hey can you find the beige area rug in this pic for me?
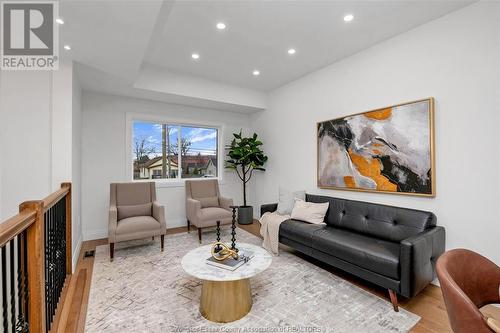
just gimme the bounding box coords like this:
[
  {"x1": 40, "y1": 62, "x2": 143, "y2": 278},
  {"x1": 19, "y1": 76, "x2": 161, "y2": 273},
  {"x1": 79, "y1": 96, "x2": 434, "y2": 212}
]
[{"x1": 85, "y1": 228, "x2": 420, "y2": 333}]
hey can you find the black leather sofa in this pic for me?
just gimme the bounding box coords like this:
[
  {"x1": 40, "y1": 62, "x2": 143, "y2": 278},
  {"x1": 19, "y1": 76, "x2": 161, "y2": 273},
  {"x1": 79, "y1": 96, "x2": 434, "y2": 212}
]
[{"x1": 260, "y1": 194, "x2": 445, "y2": 311}]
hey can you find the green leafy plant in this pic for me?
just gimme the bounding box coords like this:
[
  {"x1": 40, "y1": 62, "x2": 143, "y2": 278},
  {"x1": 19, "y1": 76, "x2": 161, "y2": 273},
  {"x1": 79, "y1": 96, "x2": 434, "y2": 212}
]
[{"x1": 225, "y1": 131, "x2": 268, "y2": 207}]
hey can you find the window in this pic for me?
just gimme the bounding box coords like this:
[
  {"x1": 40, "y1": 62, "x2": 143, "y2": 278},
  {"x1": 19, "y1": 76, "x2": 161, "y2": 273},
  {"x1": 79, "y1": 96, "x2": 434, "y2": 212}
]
[{"x1": 132, "y1": 121, "x2": 218, "y2": 181}]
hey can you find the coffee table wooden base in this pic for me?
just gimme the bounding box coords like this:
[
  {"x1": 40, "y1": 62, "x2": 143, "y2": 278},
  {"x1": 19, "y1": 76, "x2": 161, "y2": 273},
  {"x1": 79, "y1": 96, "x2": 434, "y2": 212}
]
[{"x1": 200, "y1": 278, "x2": 252, "y2": 323}]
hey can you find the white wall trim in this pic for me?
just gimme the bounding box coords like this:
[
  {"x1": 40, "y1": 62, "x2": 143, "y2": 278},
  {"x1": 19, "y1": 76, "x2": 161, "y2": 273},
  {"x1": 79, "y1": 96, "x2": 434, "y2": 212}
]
[
  {"x1": 72, "y1": 234, "x2": 82, "y2": 273},
  {"x1": 124, "y1": 112, "x2": 226, "y2": 183}
]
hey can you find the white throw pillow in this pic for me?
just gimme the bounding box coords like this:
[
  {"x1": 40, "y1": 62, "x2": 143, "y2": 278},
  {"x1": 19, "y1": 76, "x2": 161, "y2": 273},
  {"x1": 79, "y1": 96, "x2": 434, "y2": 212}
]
[
  {"x1": 276, "y1": 187, "x2": 305, "y2": 215},
  {"x1": 291, "y1": 199, "x2": 329, "y2": 224}
]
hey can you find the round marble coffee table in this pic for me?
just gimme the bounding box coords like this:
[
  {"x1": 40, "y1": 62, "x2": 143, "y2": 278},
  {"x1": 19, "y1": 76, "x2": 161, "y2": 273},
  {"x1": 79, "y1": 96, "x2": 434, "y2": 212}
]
[{"x1": 181, "y1": 243, "x2": 272, "y2": 323}]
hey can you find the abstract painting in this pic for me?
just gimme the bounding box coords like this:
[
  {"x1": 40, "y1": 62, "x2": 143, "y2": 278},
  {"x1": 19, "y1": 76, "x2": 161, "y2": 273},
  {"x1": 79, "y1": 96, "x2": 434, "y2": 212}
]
[{"x1": 317, "y1": 98, "x2": 435, "y2": 196}]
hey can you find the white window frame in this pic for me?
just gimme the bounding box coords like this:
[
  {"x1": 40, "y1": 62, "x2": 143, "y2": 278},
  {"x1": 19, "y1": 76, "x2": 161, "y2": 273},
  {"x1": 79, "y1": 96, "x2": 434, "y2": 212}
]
[{"x1": 125, "y1": 112, "x2": 225, "y2": 188}]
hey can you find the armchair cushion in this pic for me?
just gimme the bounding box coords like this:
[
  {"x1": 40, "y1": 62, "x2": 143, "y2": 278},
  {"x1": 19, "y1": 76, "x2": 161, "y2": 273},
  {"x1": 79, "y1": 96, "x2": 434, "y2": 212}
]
[
  {"x1": 198, "y1": 196, "x2": 219, "y2": 208},
  {"x1": 117, "y1": 203, "x2": 152, "y2": 220},
  {"x1": 116, "y1": 216, "x2": 161, "y2": 237},
  {"x1": 197, "y1": 207, "x2": 232, "y2": 227}
]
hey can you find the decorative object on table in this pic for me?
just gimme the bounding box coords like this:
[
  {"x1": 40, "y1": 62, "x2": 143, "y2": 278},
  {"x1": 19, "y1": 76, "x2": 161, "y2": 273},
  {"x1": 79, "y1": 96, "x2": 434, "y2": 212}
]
[
  {"x1": 185, "y1": 179, "x2": 234, "y2": 243},
  {"x1": 210, "y1": 242, "x2": 239, "y2": 260},
  {"x1": 206, "y1": 245, "x2": 254, "y2": 271},
  {"x1": 230, "y1": 208, "x2": 238, "y2": 252},
  {"x1": 317, "y1": 98, "x2": 435, "y2": 197},
  {"x1": 108, "y1": 182, "x2": 166, "y2": 261},
  {"x1": 225, "y1": 131, "x2": 268, "y2": 224},
  {"x1": 214, "y1": 221, "x2": 222, "y2": 253}
]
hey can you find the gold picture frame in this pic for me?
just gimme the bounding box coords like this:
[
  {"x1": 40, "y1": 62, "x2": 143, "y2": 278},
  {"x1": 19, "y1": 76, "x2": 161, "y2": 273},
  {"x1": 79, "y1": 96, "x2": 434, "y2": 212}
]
[{"x1": 317, "y1": 98, "x2": 435, "y2": 197}]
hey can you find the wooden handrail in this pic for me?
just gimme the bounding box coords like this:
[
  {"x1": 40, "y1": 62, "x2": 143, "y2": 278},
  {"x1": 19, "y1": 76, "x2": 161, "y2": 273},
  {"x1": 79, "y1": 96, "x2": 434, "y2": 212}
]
[
  {"x1": 43, "y1": 184, "x2": 71, "y2": 212},
  {"x1": 0, "y1": 209, "x2": 36, "y2": 247}
]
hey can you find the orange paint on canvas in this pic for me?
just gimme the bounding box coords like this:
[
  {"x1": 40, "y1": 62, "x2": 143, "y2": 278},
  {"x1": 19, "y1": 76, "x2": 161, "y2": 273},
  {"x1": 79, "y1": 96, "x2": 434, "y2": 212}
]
[
  {"x1": 364, "y1": 108, "x2": 392, "y2": 120},
  {"x1": 344, "y1": 176, "x2": 356, "y2": 188},
  {"x1": 348, "y1": 149, "x2": 397, "y2": 191},
  {"x1": 372, "y1": 149, "x2": 382, "y2": 155}
]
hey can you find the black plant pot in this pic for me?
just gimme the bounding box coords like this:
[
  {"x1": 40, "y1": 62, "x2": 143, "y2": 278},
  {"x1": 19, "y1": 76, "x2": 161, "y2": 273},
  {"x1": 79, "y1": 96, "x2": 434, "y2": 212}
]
[{"x1": 238, "y1": 206, "x2": 253, "y2": 225}]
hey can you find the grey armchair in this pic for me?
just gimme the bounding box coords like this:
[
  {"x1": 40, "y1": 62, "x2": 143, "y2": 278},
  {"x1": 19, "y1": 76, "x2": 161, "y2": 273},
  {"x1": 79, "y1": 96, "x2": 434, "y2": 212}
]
[
  {"x1": 185, "y1": 179, "x2": 233, "y2": 243},
  {"x1": 109, "y1": 182, "x2": 166, "y2": 260}
]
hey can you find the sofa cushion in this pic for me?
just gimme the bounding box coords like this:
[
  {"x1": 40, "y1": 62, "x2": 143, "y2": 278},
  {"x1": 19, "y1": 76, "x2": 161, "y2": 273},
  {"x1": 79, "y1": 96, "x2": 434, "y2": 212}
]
[
  {"x1": 291, "y1": 199, "x2": 329, "y2": 224},
  {"x1": 311, "y1": 227, "x2": 401, "y2": 279},
  {"x1": 306, "y1": 194, "x2": 436, "y2": 242},
  {"x1": 279, "y1": 219, "x2": 326, "y2": 247},
  {"x1": 116, "y1": 216, "x2": 160, "y2": 235},
  {"x1": 198, "y1": 196, "x2": 219, "y2": 208},
  {"x1": 117, "y1": 203, "x2": 152, "y2": 220}
]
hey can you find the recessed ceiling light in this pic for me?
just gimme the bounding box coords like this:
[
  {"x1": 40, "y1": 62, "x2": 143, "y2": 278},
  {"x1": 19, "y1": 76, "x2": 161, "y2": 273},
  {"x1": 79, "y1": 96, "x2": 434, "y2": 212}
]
[
  {"x1": 344, "y1": 14, "x2": 354, "y2": 22},
  {"x1": 56, "y1": 18, "x2": 64, "y2": 25},
  {"x1": 287, "y1": 48, "x2": 296, "y2": 55},
  {"x1": 63, "y1": 45, "x2": 71, "y2": 50},
  {"x1": 252, "y1": 70, "x2": 260, "y2": 76},
  {"x1": 191, "y1": 53, "x2": 200, "y2": 60},
  {"x1": 216, "y1": 22, "x2": 226, "y2": 30}
]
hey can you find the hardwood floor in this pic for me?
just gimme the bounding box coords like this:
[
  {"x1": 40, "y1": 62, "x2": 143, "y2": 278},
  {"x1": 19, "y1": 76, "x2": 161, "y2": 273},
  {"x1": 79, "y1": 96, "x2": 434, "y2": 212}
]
[{"x1": 56, "y1": 221, "x2": 499, "y2": 333}]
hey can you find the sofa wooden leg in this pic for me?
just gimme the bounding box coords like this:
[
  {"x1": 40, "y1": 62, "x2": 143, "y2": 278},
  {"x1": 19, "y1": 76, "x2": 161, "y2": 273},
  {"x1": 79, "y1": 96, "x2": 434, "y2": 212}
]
[
  {"x1": 388, "y1": 290, "x2": 399, "y2": 312},
  {"x1": 198, "y1": 228, "x2": 202, "y2": 244},
  {"x1": 160, "y1": 235, "x2": 164, "y2": 251},
  {"x1": 110, "y1": 243, "x2": 115, "y2": 262},
  {"x1": 187, "y1": 220, "x2": 191, "y2": 233}
]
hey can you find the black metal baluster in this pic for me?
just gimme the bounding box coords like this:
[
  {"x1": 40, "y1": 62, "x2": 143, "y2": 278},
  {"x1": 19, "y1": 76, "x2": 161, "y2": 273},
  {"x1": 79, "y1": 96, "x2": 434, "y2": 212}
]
[
  {"x1": 63, "y1": 198, "x2": 67, "y2": 278},
  {"x1": 22, "y1": 230, "x2": 28, "y2": 331},
  {"x1": 9, "y1": 240, "x2": 15, "y2": 333},
  {"x1": 16, "y1": 235, "x2": 22, "y2": 332},
  {"x1": 2, "y1": 245, "x2": 8, "y2": 332},
  {"x1": 16, "y1": 231, "x2": 28, "y2": 333},
  {"x1": 50, "y1": 204, "x2": 54, "y2": 329}
]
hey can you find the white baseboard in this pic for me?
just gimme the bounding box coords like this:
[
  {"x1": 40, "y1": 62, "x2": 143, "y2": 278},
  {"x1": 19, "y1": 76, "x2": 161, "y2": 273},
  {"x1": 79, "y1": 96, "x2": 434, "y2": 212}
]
[
  {"x1": 84, "y1": 229, "x2": 108, "y2": 241},
  {"x1": 72, "y1": 235, "x2": 82, "y2": 273},
  {"x1": 167, "y1": 218, "x2": 187, "y2": 229}
]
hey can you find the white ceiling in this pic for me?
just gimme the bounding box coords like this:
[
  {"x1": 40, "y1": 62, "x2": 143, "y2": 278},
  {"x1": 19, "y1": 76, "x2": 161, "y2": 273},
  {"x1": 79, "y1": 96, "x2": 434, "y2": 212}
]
[
  {"x1": 60, "y1": 0, "x2": 475, "y2": 111},
  {"x1": 145, "y1": 0, "x2": 474, "y2": 91}
]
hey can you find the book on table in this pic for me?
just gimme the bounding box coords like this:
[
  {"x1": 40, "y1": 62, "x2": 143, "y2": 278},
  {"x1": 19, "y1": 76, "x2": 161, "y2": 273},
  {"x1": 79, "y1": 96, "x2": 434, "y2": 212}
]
[{"x1": 206, "y1": 250, "x2": 254, "y2": 271}]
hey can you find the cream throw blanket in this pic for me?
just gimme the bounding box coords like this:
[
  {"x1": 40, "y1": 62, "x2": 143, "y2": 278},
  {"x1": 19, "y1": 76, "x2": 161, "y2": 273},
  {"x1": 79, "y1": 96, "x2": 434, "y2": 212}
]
[{"x1": 259, "y1": 212, "x2": 290, "y2": 255}]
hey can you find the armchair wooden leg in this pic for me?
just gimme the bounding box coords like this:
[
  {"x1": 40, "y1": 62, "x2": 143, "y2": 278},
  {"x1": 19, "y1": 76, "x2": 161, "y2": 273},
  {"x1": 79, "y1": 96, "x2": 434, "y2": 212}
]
[
  {"x1": 187, "y1": 220, "x2": 191, "y2": 233},
  {"x1": 198, "y1": 228, "x2": 202, "y2": 244},
  {"x1": 388, "y1": 289, "x2": 399, "y2": 312},
  {"x1": 160, "y1": 235, "x2": 164, "y2": 251},
  {"x1": 152, "y1": 236, "x2": 154, "y2": 240},
  {"x1": 110, "y1": 243, "x2": 115, "y2": 262}
]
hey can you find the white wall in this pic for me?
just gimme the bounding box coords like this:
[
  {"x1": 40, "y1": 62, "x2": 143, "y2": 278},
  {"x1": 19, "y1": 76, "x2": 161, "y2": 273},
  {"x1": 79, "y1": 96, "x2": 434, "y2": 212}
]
[
  {"x1": 0, "y1": 71, "x2": 53, "y2": 220},
  {"x1": 252, "y1": 2, "x2": 500, "y2": 264},
  {"x1": 0, "y1": 62, "x2": 83, "y2": 269},
  {"x1": 81, "y1": 92, "x2": 254, "y2": 240}
]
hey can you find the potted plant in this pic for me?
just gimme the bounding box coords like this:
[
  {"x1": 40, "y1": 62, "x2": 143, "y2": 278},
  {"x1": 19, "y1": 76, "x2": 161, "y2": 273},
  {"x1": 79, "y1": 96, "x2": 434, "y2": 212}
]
[{"x1": 225, "y1": 131, "x2": 268, "y2": 224}]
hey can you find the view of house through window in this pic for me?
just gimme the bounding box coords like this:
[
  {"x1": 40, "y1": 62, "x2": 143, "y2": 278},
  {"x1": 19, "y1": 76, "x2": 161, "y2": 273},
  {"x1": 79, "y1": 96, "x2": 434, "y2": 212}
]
[{"x1": 132, "y1": 122, "x2": 218, "y2": 180}]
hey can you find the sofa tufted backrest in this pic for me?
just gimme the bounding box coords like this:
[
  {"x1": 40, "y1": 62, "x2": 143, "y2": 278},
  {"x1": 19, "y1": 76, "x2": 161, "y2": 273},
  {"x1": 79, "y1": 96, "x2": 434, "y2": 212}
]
[{"x1": 306, "y1": 194, "x2": 436, "y2": 242}]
